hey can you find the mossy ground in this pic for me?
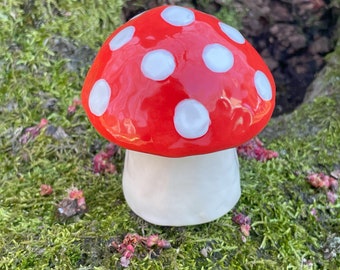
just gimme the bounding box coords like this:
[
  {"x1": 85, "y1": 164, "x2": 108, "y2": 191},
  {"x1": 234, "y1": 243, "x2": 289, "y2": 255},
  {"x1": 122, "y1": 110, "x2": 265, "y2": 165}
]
[{"x1": 0, "y1": 1, "x2": 339, "y2": 269}]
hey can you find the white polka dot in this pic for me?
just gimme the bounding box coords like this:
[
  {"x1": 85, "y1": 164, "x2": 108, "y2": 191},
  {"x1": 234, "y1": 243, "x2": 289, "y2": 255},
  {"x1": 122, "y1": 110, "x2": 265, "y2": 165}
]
[
  {"x1": 202, "y1": 43, "x2": 234, "y2": 73},
  {"x1": 88, "y1": 79, "x2": 111, "y2": 116},
  {"x1": 174, "y1": 99, "x2": 210, "y2": 139},
  {"x1": 109, "y1": 26, "x2": 135, "y2": 51},
  {"x1": 141, "y1": 49, "x2": 176, "y2": 81},
  {"x1": 254, "y1": 71, "x2": 272, "y2": 101},
  {"x1": 161, "y1": 6, "x2": 195, "y2": 27},
  {"x1": 219, "y1": 22, "x2": 245, "y2": 44}
]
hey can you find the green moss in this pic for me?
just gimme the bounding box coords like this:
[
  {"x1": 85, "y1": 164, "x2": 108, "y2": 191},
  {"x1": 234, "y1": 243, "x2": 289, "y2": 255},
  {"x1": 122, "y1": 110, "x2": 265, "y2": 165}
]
[
  {"x1": 1, "y1": 1, "x2": 339, "y2": 269},
  {"x1": 215, "y1": 3, "x2": 243, "y2": 29}
]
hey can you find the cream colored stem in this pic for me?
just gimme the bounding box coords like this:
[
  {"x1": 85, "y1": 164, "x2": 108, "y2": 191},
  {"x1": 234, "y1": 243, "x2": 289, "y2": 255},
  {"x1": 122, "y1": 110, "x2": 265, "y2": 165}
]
[{"x1": 122, "y1": 148, "x2": 241, "y2": 226}]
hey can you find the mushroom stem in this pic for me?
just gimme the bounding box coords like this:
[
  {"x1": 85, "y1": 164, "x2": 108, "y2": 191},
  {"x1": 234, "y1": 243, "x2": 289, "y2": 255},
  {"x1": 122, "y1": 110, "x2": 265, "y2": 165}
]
[{"x1": 122, "y1": 148, "x2": 241, "y2": 226}]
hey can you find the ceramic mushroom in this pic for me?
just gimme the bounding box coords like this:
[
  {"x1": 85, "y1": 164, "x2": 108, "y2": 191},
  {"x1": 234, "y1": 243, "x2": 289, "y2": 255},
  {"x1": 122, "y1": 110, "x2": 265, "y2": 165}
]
[{"x1": 81, "y1": 5, "x2": 276, "y2": 226}]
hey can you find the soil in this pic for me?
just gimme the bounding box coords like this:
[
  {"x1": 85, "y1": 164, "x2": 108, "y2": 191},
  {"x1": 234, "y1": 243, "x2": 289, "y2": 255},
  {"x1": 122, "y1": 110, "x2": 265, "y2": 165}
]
[{"x1": 122, "y1": 0, "x2": 339, "y2": 116}]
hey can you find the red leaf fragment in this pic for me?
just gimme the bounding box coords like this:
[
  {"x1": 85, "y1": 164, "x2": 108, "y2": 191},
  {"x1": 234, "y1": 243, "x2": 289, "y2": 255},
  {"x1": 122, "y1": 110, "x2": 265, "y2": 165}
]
[
  {"x1": 57, "y1": 187, "x2": 87, "y2": 218},
  {"x1": 68, "y1": 187, "x2": 84, "y2": 200},
  {"x1": 240, "y1": 224, "x2": 251, "y2": 237},
  {"x1": 307, "y1": 172, "x2": 339, "y2": 204},
  {"x1": 329, "y1": 178, "x2": 339, "y2": 191},
  {"x1": 307, "y1": 173, "x2": 327, "y2": 188},
  {"x1": 19, "y1": 118, "x2": 48, "y2": 144},
  {"x1": 67, "y1": 187, "x2": 86, "y2": 208},
  {"x1": 237, "y1": 137, "x2": 278, "y2": 162},
  {"x1": 232, "y1": 212, "x2": 252, "y2": 239},
  {"x1": 123, "y1": 244, "x2": 135, "y2": 259},
  {"x1": 157, "y1": 239, "x2": 171, "y2": 249},
  {"x1": 40, "y1": 184, "x2": 53, "y2": 196},
  {"x1": 108, "y1": 233, "x2": 171, "y2": 268},
  {"x1": 232, "y1": 212, "x2": 251, "y2": 225},
  {"x1": 307, "y1": 173, "x2": 338, "y2": 191},
  {"x1": 93, "y1": 143, "x2": 118, "y2": 174},
  {"x1": 146, "y1": 234, "x2": 159, "y2": 248},
  {"x1": 67, "y1": 98, "x2": 81, "y2": 115}
]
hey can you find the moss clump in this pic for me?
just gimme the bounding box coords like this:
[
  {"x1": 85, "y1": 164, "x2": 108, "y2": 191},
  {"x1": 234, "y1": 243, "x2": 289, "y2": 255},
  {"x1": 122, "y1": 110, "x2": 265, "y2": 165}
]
[{"x1": 1, "y1": 1, "x2": 339, "y2": 269}]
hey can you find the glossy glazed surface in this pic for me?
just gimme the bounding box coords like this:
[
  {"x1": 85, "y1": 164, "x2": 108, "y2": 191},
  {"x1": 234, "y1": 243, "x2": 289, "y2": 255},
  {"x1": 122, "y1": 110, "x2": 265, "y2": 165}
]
[
  {"x1": 81, "y1": 5, "x2": 276, "y2": 157},
  {"x1": 123, "y1": 148, "x2": 240, "y2": 226}
]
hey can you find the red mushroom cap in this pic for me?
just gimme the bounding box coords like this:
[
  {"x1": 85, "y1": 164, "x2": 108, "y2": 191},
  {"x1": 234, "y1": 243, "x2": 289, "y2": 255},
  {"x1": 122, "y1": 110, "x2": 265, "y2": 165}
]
[{"x1": 81, "y1": 5, "x2": 276, "y2": 158}]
